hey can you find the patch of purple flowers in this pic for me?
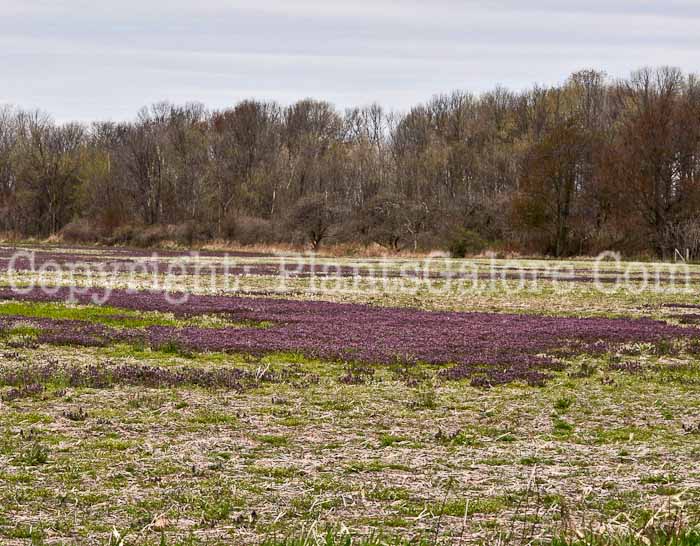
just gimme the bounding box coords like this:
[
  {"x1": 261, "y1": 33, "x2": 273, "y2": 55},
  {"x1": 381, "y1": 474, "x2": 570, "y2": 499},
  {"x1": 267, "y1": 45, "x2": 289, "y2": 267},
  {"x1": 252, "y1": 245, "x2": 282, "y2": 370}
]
[
  {"x1": 0, "y1": 360, "x2": 280, "y2": 394},
  {"x1": 2, "y1": 287, "x2": 699, "y2": 386}
]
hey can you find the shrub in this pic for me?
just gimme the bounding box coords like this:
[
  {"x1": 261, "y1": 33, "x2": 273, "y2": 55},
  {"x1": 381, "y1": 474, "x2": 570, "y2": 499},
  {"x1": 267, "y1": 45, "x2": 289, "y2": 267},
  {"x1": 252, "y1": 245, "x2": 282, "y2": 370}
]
[
  {"x1": 220, "y1": 211, "x2": 238, "y2": 240},
  {"x1": 109, "y1": 224, "x2": 138, "y2": 244},
  {"x1": 232, "y1": 215, "x2": 276, "y2": 245},
  {"x1": 449, "y1": 229, "x2": 487, "y2": 257},
  {"x1": 132, "y1": 225, "x2": 170, "y2": 248},
  {"x1": 61, "y1": 220, "x2": 100, "y2": 243},
  {"x1": 108, "y1": 224, "x2": 171, "y2": 247},
  {"x1": 171, "y1": 221, "x2": 212, "y2": 246}
]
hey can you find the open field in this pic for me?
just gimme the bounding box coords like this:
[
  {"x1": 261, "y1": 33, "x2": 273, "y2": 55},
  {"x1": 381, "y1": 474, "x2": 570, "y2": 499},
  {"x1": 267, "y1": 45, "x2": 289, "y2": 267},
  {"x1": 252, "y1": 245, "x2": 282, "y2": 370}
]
[{"x1": 2, "y1": 245, "x2": 700, "y2": 545}]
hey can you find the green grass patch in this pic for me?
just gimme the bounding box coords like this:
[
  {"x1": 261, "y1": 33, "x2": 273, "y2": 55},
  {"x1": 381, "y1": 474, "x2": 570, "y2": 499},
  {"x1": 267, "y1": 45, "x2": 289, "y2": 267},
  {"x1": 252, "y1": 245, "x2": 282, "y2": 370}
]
[
  {"x1": 552, "y1": 417, "x2": 575, "y2": 437},
  {"x1": 189, "y1": 410, "x2": 238, "y2": 426},
  {"x1": 345, "y1": 460, "x2": 412, "y2": 474},
  {"x1": 594, "y1": 426, "x2": 653, "y2": 444},
  {"x1": 255, "y1": 434, "x2": 289, "y2": 447},
  {"x1": 378, "y1": 434, "x2": 407, "y2": 448},
  {"x1": 408, "y1": 496, "x2": 508, "y2": 517},
  {"x1": 0, "y1": 300, "x2": 271, "y2": 330},
  {"x1": 17, "y1": 443, "x2": 49, "y2": 466}
]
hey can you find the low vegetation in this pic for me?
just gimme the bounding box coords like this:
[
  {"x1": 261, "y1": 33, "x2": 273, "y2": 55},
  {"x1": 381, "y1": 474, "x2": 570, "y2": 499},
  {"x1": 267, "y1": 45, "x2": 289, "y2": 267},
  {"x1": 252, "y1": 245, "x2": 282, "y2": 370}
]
[{"x1": 1, "y1": 249, "x2": 700, "y2": 544}]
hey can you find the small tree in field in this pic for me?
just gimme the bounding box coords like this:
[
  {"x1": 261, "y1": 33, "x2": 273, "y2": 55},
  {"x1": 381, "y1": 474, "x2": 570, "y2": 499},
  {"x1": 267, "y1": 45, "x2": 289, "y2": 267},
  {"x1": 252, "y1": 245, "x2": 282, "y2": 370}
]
[
  {"x1": 288, "y1": 192, "x2": 337, "y2": 249},
  {"x1": 360, "y1": 193, "x2": 405, "y2": 250}
]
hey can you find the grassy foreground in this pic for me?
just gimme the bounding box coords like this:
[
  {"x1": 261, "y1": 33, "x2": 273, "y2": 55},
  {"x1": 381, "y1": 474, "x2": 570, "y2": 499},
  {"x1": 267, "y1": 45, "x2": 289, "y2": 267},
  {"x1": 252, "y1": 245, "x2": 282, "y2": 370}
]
[{"x1": 1, "y1": 247, "x2": 700, "y2": 545}]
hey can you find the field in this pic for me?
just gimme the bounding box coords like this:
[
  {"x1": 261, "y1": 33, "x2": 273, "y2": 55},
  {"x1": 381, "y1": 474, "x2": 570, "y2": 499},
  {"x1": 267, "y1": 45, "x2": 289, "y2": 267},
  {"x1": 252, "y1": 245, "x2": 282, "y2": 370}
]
[{"x1": 2, "y1": 245, "x2": 700, "y2": 545}]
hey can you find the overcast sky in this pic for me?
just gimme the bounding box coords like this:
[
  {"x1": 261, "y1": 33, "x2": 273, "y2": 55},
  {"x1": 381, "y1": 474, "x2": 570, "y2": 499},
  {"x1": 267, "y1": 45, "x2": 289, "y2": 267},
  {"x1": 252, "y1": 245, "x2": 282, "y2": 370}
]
[{"x1": 1, "y1": 0, "x2": 698, "y2": 122}]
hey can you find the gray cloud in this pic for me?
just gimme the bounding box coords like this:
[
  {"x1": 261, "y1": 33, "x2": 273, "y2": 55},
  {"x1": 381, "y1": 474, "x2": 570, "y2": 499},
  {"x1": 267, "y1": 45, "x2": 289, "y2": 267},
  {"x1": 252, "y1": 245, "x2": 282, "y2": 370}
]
[{"x1": 1, "y1": 0, "x2": 698, "y2": 122}]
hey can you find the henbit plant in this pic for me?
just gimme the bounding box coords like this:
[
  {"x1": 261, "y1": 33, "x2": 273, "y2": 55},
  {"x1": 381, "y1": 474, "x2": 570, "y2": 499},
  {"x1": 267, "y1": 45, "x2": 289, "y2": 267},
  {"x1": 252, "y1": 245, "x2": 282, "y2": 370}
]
[{"x1": 5, "y1": 286, "x2": 700, "y2": 387}]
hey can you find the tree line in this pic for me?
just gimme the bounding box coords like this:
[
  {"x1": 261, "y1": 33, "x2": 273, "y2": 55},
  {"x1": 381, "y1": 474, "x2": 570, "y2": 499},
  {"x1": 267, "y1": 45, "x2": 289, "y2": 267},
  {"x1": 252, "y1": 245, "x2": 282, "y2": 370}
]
[{"x1": 1, "y1": 66, "x2": 699, "y2": 258}]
